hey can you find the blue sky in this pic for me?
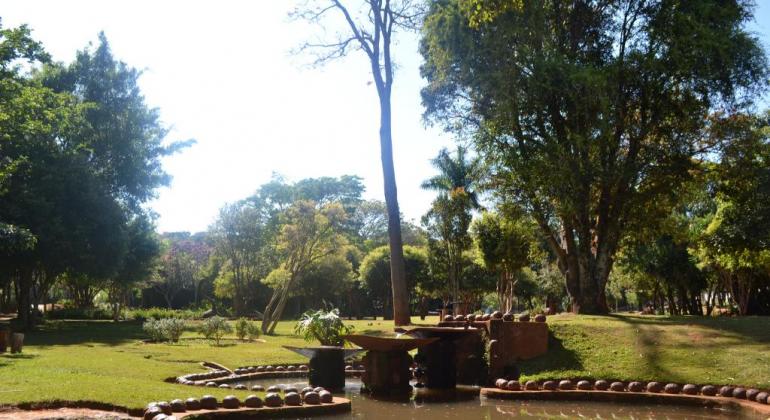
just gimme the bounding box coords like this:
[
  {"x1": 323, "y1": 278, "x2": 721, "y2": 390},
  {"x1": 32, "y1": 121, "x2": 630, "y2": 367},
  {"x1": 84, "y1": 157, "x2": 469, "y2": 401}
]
[{"x1": 3, "y1": 1, "x2": 769, "y2": 233}]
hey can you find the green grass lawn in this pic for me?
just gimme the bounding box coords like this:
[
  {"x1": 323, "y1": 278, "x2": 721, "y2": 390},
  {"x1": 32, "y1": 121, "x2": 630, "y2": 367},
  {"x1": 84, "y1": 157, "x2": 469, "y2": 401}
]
[{"x1": 1, "y1": 314, "x2": 768, "y2": 411}]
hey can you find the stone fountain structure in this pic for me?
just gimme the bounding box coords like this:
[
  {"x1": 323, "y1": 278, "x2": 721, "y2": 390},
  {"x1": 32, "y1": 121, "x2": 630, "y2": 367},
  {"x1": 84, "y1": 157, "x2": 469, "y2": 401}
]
[
  {"x1": 283, "y1": 345, "x2": 363, "y2": 390},
  {"x1": 344, "y1": 334, "x2": 437, "y2": 394}
]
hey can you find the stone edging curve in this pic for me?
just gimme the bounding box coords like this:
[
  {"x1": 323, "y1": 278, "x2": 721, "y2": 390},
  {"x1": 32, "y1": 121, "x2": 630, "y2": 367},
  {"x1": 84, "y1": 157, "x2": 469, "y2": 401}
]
[
  {"x1": 482, "y1": 387, "x2": 770, "y2": 418},
  {"x1": 151, "y1": 397, "x2": 351, "y2": 419},
  {"x1": 175, "y1": 362, "x2": 364, "y2": 387}
]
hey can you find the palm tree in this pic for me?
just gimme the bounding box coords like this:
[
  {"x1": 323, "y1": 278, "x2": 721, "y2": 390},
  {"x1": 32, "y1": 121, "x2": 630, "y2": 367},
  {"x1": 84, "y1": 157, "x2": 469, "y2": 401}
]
[
  {"x1": 421, "y1": 146, "x2": 483, "y2": 208},
  {"x1": 422, "y1": 146, "x2": 483, "y2": 313}
]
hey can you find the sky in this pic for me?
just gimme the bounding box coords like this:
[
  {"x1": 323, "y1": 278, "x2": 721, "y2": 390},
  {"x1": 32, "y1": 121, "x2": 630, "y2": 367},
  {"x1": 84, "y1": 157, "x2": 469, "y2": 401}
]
[{"x1": 3, "y1": 1, "x2": 770, "y2": 234}]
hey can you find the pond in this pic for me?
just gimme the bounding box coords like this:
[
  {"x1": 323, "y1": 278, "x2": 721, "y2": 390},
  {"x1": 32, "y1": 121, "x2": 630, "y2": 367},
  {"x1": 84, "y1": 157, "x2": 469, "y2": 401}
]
[{"x1": 233, "y1": 378, "x2": 759, "y2": 419}]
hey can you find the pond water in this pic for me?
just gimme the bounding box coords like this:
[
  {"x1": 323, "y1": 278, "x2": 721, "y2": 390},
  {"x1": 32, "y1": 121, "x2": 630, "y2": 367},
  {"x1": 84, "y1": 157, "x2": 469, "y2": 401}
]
[{"x1": 234, "y1": 378, "x2": 761, "y2": 420}]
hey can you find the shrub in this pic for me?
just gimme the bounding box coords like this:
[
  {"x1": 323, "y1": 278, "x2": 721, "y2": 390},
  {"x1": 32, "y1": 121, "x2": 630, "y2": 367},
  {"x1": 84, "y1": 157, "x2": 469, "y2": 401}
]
[
  {"x1": 235, "y1": 318, "x2": 261, "y2": 341},
  {"x1": 128, "y1": 307, "x2": 205, "y2": 322},
  {"x1": 46, "y1": 307, "x2": 112, "y2": 320},
  {"x1": 199, "y1": 316, "x2": 232, "y2": 346},
  {"x1": 143, "y1": 318, "x2": 187, "y2": 342},
  {"x1": 294, "y1": 308, "x2": 352, "y2": 347},
  {"x1": 247, "y1": 322, "x2": 261, "y2": 341}
]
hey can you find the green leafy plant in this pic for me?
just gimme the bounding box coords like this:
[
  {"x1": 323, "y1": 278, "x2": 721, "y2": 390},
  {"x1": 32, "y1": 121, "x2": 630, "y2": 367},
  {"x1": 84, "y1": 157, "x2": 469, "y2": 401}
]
[
  {"x1": 142, "y1": 318, "x2": 186, "y2": 342},
  {"x1": 235, "y1": 318, "x2": 260, "y2": 341},
  {"x1": 199, "y1": 316, "x2": 232, "y2": 346},
  {"x1": 247, "y1": 322, "x2": 261, "y2": 341},
  {"x1": 294, "y1": 308, "x2": 352, "y2": 347}
]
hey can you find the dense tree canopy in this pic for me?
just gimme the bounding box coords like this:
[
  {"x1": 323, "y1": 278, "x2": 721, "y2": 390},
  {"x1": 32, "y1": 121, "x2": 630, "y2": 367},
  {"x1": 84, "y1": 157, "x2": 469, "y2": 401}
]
[{"x1": 421, "y1": 0, "x2": 768, "y2": 313}]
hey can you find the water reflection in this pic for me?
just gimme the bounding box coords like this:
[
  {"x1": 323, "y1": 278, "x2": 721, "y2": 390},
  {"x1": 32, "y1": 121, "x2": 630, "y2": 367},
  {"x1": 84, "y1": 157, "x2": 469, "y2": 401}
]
[{"x1": 234, "y1": 378, "x2": 757, "y2": 419}]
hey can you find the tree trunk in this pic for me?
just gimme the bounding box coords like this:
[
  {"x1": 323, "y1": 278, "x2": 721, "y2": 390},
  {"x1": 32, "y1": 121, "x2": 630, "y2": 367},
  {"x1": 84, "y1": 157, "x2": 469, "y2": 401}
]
[
  {"x1": 378, "y1": 92, "x2": 410, "y2": 326},
  {"x1": 16, "y1": 270, "x2": 32, "y2": 331}
]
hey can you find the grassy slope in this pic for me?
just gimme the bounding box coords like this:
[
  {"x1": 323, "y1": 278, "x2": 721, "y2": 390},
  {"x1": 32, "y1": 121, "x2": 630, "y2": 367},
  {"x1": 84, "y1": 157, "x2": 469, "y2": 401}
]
[
  {"x1": 519, "y1": 314, "x2": 770, "y2": 388},
  {"x1": 0, "y1": 314, "x2": 768, "y2": 410}
]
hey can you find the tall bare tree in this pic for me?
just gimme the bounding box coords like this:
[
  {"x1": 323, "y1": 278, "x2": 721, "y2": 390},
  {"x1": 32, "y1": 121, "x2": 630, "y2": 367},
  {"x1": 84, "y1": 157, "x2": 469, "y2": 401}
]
[{"x1": 292, "y1": 0, "x2": 423, "y2": 325}]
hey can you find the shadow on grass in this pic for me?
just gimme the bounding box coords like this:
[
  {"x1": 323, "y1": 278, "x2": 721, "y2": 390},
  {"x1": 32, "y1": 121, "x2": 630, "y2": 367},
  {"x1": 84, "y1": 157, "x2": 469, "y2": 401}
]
[
  {"x1": 23, "y1": 320, "x2": 146, "y2": 348},
  {"x1": 606, "y1": 313, "x2": 770, "y2": 343},
  {"x1": 606, "y1": 313, "x2": 769, "y2": 383},
  {"x1": 517, "y1": 330, "x2": 583, "y2": 376},
  {"x1": 0, "y1": 352, "x2": 38, "y2": 367}
]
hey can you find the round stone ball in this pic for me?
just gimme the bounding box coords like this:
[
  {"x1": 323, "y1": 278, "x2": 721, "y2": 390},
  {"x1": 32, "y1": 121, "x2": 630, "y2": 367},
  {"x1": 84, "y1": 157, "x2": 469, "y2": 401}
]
[
  {"x1": 184, "y1": 398, "x2": 201, "y2": 411},
  {"x1": 525, "y1": 380, "x2": 539, "y2": 390},
  {"x1": 264, "y1": 393, "x2": 283, "y2": 407},
  {"x1": 275, "y1": 366, "x2": 286, "y2": 372},
  {"x1": 506, "y1": 380, "x2": 521, "y2": 391},
  {"x1": 169, "y1": 399, "x2": 186, "y2": 413},
  {"x1": 647, "y1": 382, "x2": 663, "y2": 393},
  {"x1": 467, "y1": 314, "x2": 476, "y2": 322},
  {"x1": 304, "y1": 391, "x2": 321, "y2": 405},
  {"x1": 143, "y1": 406, "x2": 163, "y2": 420},
  {"x1": 156, "y1": 402, "x2": 172, "y2": 415},
  {"x1": 610, "y1": 382, "x2": 626, "y2": 392},
  {"x1": 542, "y1": 380, "x2": 558, "y2": 391},
  {"x1": 495, "y1": 378, "x2": 508, "y2": 389},
  {"x1": 481, "y1": 314, "x2": 491, "y2": 321},
  {"x1": 732, "y1": 387, "x2": 747, "y2": 399},
  {"x1": 628, "y1": 382, "x2": 644, "y2": 392},
  {"x1": 664, "y1": 383, "x2": 681, "y2": 394},
  {"x1": 756, "y1": 392, "x2": 769, "y2": 404},
  {"x1": 244, "y1": 395, "x2": 263, "y2": 408},
  {"x1": 594, "y1": 380, "x2": 610, "y2": 391},
  {"x1": 535, "y1": 314, "x2": 547, "y2": 322},
  {"x1": 234, "y1": 368, "x2": 244, "y2": 375},
  {"x1": 577, "y1": 380, "x2": 592, "y2": 390},
  {"x1": 284, "y1": 387, "x2": 299, "y2": 395},
  {"x1": 256, "y1": 366, "x2": 266, "y2": 372},
  {"x1": 492, "y1": 311, "x2": 503, "y2": 319},
  {"x1": 300, "y1": 386, "x2": 314, "y2": 396},
  {"x1": 682, "y1": 384, "x2": 699, "y2": 395},
  {"x1": 200, "y1": 395, "x2": 218, "y2": 410},
  {"x1": 345, "y1": 365, "x2": 353, "y2": 371},
  {"x1": 701, "y1": 385, "x2": 718, "y2": 396},
  {"x1": 443, "y1": 315, "x2": 453, "y2": 322},
  {"x1": 454, "y1": 314, "x2": 466, "y2": 321},
  {"x1": 502, "y1": 313, "x2": 514, "y2": 322},
  {"x1": 558, "y1": 380, "x2": 574, "y2": 390},
  {"x1": 313, "y1": 387, "x2": 325, "y2": 393},
  {"x1": 234, "y1": 384, "x2": 247, "y2": 390},
  {"x1": 218, "y1": 384, "x2": 230, "y2": 389},
  {"x1": 265, "y1": 365, "x2": 275, "y2": 372},
  {"x1": 205, "y1": 382, "x2": 217, "y2": 387},
  {"x1": 319, "y1": 390, "x2": 333, "y2": 403},
  {"x1": 267, "y1": 385, "x2": 282, "y2": 393},
  {"x1": 518, "y1": 314, "x2": 531, "y2": 322},
  {"x1": 222, "y1": 395, "x2": 240, "y2": 409},
  {"x1": 719, "y1": 386, "x2": 734, "y2": 397},
  {"x1": 299, "y1": 365, "x2": 309, "y2": 371},
  {"x1": 251, "y1": 385, "x2": 265, "y2": 391},
  {"x1": 286, "y1": 365, "x2": 297, "y2": 371},
  {"x1": 284, "y1": 392, "x2": 302, "y2": 406},
  {"x1": 746, "y1": 389, "x2": 760, "y2": 401}
]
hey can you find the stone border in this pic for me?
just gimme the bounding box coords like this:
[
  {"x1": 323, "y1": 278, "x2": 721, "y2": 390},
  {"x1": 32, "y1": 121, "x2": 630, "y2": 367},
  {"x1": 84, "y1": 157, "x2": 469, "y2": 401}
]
[
  {"x1": 176, "y1": 363, "x2": 364, "y2": 387},
  {"x1": 173, "y1": 397, "x2": 350, "y2": 419},
  {"x1": 482, "y1": 382, "x2": 770, "y2": 418}
]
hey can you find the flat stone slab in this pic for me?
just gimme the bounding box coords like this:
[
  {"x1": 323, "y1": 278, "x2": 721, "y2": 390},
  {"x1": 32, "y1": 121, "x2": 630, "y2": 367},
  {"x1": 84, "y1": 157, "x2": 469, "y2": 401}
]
[
  {"x1": 283, "y1": 346, "x2": 363, "y2": 360},
  {"x1": 401, "y1": 327, "x2": 482, "y2": 340},
  {"x1": 343, "y1": 335, "x2": 438, "y2": 352},
  {"x1": 175, "y1": 396, "x2": 350, "y2": 419},
  {"x1": 480, "y1": 388, "x2": 770, "y2": 418}
]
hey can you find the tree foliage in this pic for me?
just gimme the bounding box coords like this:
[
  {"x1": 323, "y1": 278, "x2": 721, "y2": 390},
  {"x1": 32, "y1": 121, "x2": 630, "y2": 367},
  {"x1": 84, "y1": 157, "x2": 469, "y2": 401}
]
[{"x1": 420, "y1": 0, "x2": 768, "y2": 313}]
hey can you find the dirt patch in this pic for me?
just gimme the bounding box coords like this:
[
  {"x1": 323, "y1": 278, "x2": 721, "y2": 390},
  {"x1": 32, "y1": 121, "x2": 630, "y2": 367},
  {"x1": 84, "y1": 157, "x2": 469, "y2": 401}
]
[{"x1": 0, "y1": 407, "x2": 135, "y2": 419}]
